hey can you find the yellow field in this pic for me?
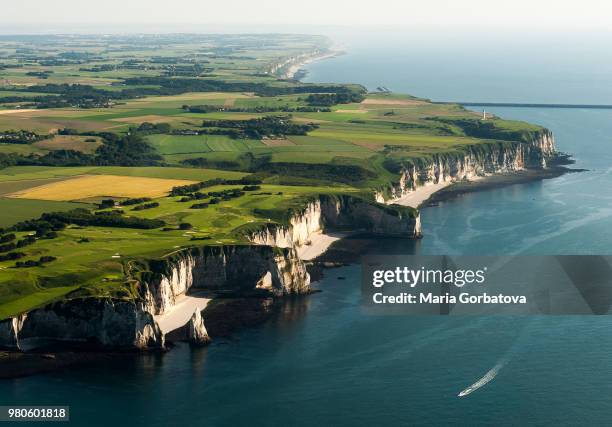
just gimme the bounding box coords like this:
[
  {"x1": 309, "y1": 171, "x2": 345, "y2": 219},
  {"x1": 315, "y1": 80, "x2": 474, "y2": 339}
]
[{"x1": 7, "y1": 174, "x2": 197, "y2": 201}]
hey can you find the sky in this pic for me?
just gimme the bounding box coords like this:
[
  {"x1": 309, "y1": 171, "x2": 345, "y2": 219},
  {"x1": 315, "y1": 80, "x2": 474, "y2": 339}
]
[{"x1": 2, "y1": 0, "x2": 612, "y2": 34}]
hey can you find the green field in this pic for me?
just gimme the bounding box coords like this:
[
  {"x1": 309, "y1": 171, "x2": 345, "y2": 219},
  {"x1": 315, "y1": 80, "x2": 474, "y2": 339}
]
[
  {"x1": 0, "y1": 166, "x2": 246, "y2": 181},
  {"x1": 0, "y1": 198, "x2": 89, "y2": 227}
]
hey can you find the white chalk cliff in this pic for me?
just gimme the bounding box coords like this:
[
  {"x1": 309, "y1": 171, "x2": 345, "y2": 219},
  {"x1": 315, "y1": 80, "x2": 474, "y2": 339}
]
[{"x1": 375, "y1": 131, "x2": 556, "y2": 203}]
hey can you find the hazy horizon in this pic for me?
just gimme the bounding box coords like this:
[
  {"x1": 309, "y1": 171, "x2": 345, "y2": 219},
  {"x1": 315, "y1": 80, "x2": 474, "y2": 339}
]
[
  {"x1": 3, "y1": 0, "x2": 612, "y2": 35},
  {"x1": 2, "y1": 24, "x2": 612, "y2": 50}
]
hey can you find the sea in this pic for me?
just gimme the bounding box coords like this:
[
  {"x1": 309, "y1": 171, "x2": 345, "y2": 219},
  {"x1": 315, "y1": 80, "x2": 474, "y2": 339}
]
[{"x1": 4, "y1": 31, "x2": 612, "y2": 426}]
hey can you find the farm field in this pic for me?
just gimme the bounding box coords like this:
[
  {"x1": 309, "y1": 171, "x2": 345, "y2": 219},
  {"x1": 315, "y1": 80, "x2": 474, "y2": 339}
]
[
  {"x1": 32, "y1": 135, "x2": 103, "y2": 153},
  {"x1": 0, "y1": 166, "x2": 246, "y2": 181},
  {"x1": 0, "y1": 198, "x2": 88, "y2": 227},
  {"x1": 0, "y1": 91, "x2": 528, "y2": 168},
  {"x1": 7, "y1": 174, "x2": 198, "y2": 201}
]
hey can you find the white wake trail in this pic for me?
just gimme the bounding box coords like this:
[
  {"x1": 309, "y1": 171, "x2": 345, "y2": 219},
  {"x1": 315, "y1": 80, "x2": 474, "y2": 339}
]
[{"x1": 457, "y1": 357, "x2": 508, "y2": 398}]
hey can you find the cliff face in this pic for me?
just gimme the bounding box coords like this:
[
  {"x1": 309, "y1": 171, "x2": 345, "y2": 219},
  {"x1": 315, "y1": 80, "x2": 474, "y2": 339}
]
[
  {"x1": 377, "y1": 131, "x2": 557, "y2": 202},
  {"x1": 0, "y1": 315, "x2": 26, "y2": 351},
  {"x1": 268, "y1": 49, "x2": 322, "y2": 78},
  {"x1": 0, "y1": 299, "x2": 163, "y2": 352},
  {"x1": 0, "y1": 245, "x2": 309, "y2": 351},
  {"x1": 534, "y1": 129, "x2": 556, "y2": 159},
  {"x1": 248, "y1": 195, "x2": 421, "y2": 250},
  {"x1": 140, "y1": 245, "x2": 311, "y2": 316}
]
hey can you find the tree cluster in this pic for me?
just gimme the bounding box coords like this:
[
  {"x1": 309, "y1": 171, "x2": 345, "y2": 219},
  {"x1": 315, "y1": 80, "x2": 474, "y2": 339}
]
[
  {"x1": 183, "y1": 104, "x2": 330, "y2": 114},
  {"x1": 169, "y1": 177, "x2": 262, "y2": 196},
  {"x1": 201, "y1": 116, "x2": 318, "y2": 139},
  {"x1": 305, "y1": 92, "x2": 365, "y2": 106},
  {"x1": 0, "y1": 130, "x2": 44, "y2": 144}
]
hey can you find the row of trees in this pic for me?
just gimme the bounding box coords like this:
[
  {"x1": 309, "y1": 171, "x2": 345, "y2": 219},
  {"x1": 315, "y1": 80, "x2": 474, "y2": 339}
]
[
  {"x1": 305, "y1": 92, "x2": 365, "y2": 106},
  {"x1": 183, "y1": 104, "x2": 330, "y2": 114},
  {"x1": 10, "y1": 132, "x2": 163, "y2": 168},
  {"x1": 169, "y1": 177, "x2": 262, "y2": 196},
  {"x1": 0, "y1": 130, "x2": 44, "y2": 144}
]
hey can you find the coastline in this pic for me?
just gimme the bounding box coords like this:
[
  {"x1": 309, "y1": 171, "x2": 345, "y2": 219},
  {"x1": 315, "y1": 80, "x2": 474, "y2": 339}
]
[
  {"x1": 0, "y1": 167, "x2": 574, "y2": 379},
  {"x1": 390, "y1": 167, "x2": 579, "y2": 209},
  {"x1": 423, "y1": 167, "x2": 581, "y2": 207},
  {"x1": 0, "y1": 38, "x2": 574, "y2": 379},
  {"x1": 281, "y1": 49, "x2": 343, "y2": 80},
  {"x1": 299, "y1": 168, "x2": 579, "y2": 263},
  {"x1": 4, "y1": 29, "x2": 610, "y2": 425}
]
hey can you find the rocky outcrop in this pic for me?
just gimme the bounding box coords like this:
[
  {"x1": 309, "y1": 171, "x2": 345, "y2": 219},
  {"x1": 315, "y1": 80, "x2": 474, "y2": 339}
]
[
  {"x1": 0, "y1": 314, "x2": 26, "y2": 351},
  {"x1": 377, "y1": 131, "x2": 557, "y2": 202},
  {"x1": 165, "y1": 309, "x2": 211, "y2": 346},
  {"x1": 185, "y1": 310, "x2": 210, "y2": 345},
  {"x1": 0, "y1": 299, "x2": 163, "y2": 351},
  {"x1": 248, "y1": 194, "x2": 421, "y2": 250}
]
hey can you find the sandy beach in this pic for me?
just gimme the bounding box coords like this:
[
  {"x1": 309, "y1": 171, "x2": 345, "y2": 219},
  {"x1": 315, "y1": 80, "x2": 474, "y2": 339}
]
[
  {"x1": 295, "y1": 231, "x2": 348, "y2": 261},
  {"x1": 154, "y1": 293, "x2": 210, "y2": 334},
  {"x1": 389, "y1": 181, "x2": 453, "y2": 208}
]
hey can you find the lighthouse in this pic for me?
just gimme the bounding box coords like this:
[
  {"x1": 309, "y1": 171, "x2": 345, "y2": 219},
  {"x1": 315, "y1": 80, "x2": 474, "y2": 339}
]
[{"x1": 482, "y1": 109, "x2": 487, "y2": 120}]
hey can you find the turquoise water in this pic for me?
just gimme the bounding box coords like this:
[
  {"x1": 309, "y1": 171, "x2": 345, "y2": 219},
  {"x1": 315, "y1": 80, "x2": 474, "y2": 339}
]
[{"x1": 4, "y1": 35, "x2": 612, "y2": 425}]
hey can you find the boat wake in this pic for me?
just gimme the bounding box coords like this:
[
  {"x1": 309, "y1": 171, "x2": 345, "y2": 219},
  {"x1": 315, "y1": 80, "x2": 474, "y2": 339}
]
[
  {"x1": 457, "y1": 318, "x2": 537, "y2": 398},
  {"x1": 457, "y1": 357, "x2": 507, "y2": 398}
]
